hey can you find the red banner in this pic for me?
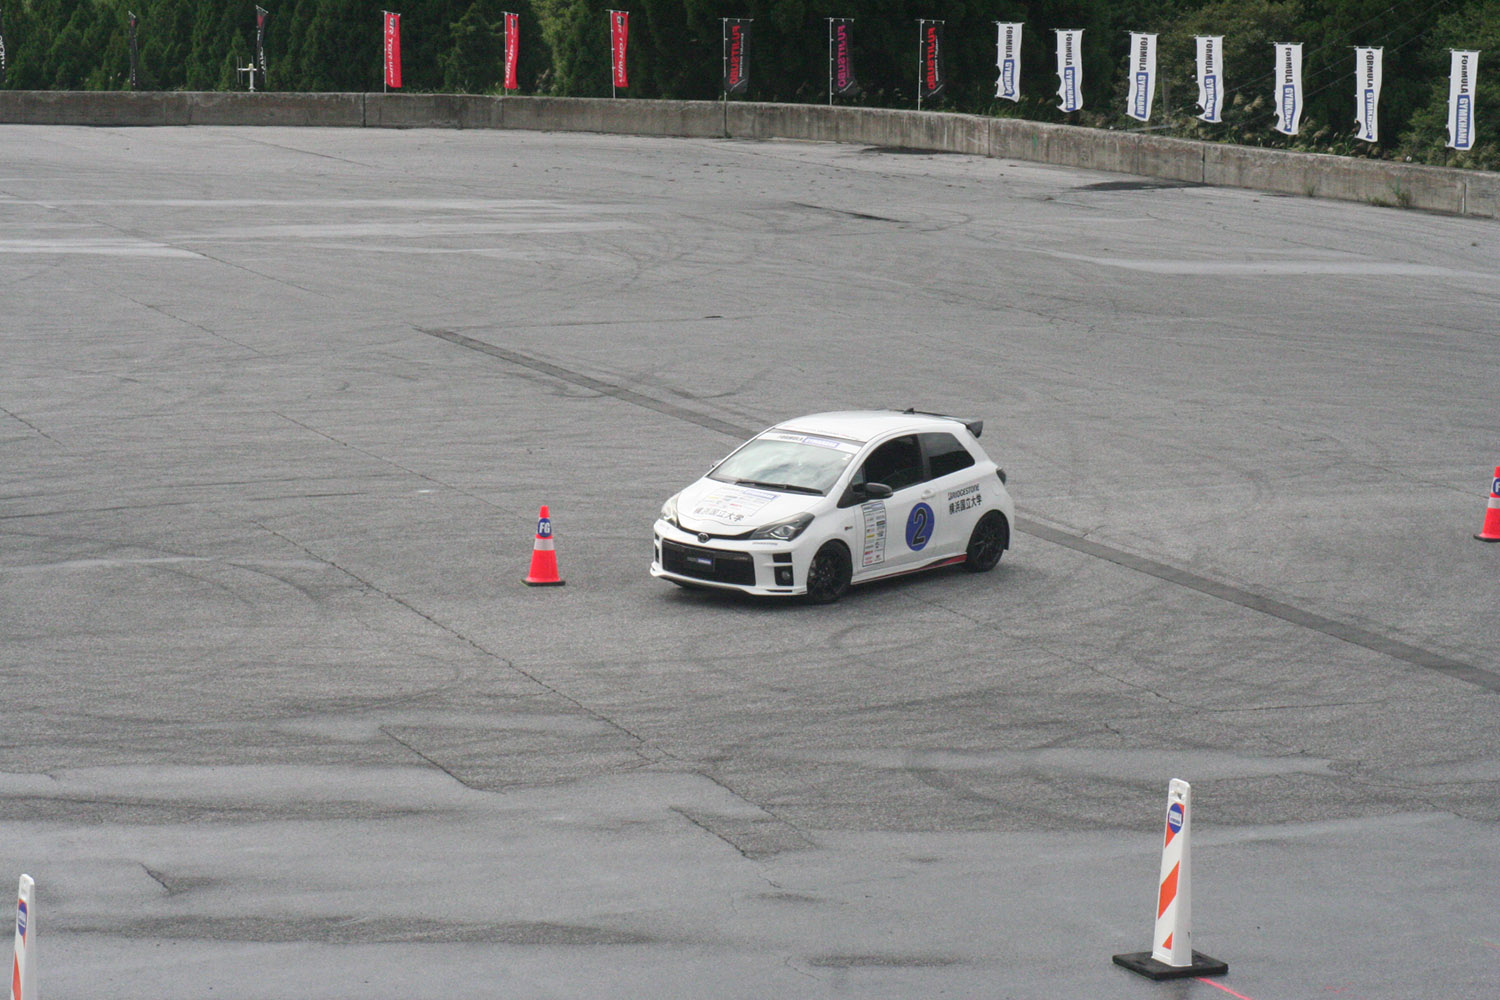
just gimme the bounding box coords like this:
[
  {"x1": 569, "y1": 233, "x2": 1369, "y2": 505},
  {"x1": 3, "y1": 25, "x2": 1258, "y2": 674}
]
[
  {"x1": 503, "y1": 11, "x2": 519, "y2": 90},
  {"x1": 383, "y1": 11, "x2": 402, "y2": 89},
  {"x1": 919, "y1": 20, "x2": 944, "y2": 100},
  {"x1": 831, "y1": 19, "x2": 856, "y2": 95},
  {"x1": 723, "y1": 19, "x2": 750, "y2": 95},
  {"x1": 610, "y1": 10, "x2": 629, "y2": 89}
]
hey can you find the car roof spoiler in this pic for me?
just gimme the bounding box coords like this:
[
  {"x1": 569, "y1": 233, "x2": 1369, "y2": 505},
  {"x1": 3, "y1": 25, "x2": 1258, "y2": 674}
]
[{"x1": 899, "y1": 408, "x2": 983, "y2": 439}]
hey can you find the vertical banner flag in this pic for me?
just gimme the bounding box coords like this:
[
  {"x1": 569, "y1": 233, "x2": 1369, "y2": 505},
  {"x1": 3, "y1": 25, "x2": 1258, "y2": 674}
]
[
  {"x1": 722, "y1": 19, "x2": 750, "y2": 95},
  {"x1": 503, "y1": 11, "x2": 519, "y2": 90},
  {"x1": 830, "y1": 19, "x2": 856, "y2": 97},
  {"x1": 996, "y1": 22, "x2": 1021, "y2": 102},
  {"x1": 0, "y1": 2, "x2": 8, "y2": 88},
  {"x1": 255, "y1": 6, "x2": 268, "y2": 82},
  {"x1": 1056, "y1": 29, "x2": 1083, "y2": 112},
  {"x1": 128, "y1": 11, "x2": 139, "y2": 90},
  {"x1": 1273, "y1": 42, "x2": 1302, "y2": 135},
  {"x1": 1127, "y1": 32, "x2": 1157, "y2": 122},
  {"x1": 1355, "y1": 47, "x2": 1382, "y2": 143},
  {"x1": 1448, "y1": 50, "x2": 1479, "y2": 150},
  {"x1": 918, "y1": 20, "x2": 945, "y2": 103},
  {"x1": 1195, "y1": 36, "x2": 1223, "y2": 123},
  {"x1": 383, "y1": 11, "x2": 402, "y2": 89},
  {"x1": 1272, "y1": 42, "x2": 1302, "y2": 135},
  {"x1": 610, "y1": 10, "x2": 629, "y2": 91}
]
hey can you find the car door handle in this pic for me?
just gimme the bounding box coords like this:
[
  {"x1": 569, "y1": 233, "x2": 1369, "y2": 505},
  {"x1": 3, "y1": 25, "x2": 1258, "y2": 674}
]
[{"x1": 920, "y1": 489, "x2": 936, "y2": 500}]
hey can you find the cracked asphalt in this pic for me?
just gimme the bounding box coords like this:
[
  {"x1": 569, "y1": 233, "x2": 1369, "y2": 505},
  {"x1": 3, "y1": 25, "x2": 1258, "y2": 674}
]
[{"x1": 2, "y1": 124, "x2": 1498, "y2": 998}]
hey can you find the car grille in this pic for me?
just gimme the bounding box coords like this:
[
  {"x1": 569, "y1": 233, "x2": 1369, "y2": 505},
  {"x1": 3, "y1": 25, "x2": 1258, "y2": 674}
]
[{"x1": 661, "y1": 539, "x2": 756, "y2": 586}]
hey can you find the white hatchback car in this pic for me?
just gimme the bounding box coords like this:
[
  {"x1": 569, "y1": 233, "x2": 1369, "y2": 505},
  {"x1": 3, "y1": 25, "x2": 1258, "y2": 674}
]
[{"x1": 651, "y1": 410, "x2": 1014, "y2": 603}]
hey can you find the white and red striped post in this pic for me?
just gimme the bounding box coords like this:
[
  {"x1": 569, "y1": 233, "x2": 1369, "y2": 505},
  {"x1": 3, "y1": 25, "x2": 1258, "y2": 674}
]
[
  {"x1": 1113, "y1": 780, "x2": 1227, "y2": 981},
  {"x1": 11, "y1": 875, "x2": 35, "y2": 1000},
  {"x1": 1153, "y1": 779, "x2": 1192, "y2": 964}
]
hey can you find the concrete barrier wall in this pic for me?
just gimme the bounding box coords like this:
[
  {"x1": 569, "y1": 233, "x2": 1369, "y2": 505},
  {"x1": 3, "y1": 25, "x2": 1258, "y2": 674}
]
[
  {"x1": 1201, "y1": 143, "x2": 1469, "y2": 214},
  {"x1": 365, "y1": 93, "x2": 498, "y2": 130},
  {"x1": 501, "y1": 97, "x2": 723, "y2": 138},
  {"x1": 1, "y1": 90, "x2": 1494, "y2": 219},
  {"x1": 992, "y1": 119, "x2": 1208, "y2": 184},
  {"x1": 187, "y1": 91, "x2": 364, "y2": 127},
  {"x1": 1465, "y1": 171, "x2": 1500, "y2": 217},
  {"x1": 727, "y1": 104, "x2": 992, "y2": 156}
]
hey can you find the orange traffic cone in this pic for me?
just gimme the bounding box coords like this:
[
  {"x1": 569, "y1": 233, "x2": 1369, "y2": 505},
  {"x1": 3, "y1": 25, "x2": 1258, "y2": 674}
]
[
  {"x1": 1477, "y1": 467, "x2": 1500, "y2": 543},
  {"x1": 523, "y1": 505, "x2": 566, "y2": 585}
]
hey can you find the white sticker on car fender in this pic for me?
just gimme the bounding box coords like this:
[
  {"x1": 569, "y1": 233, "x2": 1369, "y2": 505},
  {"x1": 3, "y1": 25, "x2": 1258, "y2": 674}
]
[
  {"x1": 861, "y1": 500, "x2": 888, "y2": 567},
  {"x1": 947, "y1": 482, "x2": 983, "y2": 515}
]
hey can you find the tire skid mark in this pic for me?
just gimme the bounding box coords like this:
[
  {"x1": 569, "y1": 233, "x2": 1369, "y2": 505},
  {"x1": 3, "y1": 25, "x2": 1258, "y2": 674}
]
[{"x1": 420, "y1": 328, "x2": 1499, "y2": 694}]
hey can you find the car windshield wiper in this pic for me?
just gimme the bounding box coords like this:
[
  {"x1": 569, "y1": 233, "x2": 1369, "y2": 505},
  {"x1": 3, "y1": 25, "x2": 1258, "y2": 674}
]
[{"x1": 734, "y1": 479, "x2": 823, "y2": 495}]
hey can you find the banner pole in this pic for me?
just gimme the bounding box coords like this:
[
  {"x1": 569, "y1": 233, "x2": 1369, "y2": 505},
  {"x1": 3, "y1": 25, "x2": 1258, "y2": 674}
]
[
  {"x1": 127, "y1": 11, "x2": 139, "y2": 91},
  {"x1": 828, "y1": 19, "x2": 833, "y2": 105},
  {"x1": 916, "y1": 20, "x2": 922, "y2": 111}
]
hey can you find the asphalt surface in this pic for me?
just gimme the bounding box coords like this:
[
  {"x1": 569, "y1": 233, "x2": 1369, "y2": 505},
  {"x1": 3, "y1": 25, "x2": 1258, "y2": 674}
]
[{"x1": 2, "y1": 124, "x2": 1498, "y2": 999}]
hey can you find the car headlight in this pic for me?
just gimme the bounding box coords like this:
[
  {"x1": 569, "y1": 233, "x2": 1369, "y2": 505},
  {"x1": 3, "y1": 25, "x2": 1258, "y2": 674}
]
[
  {"x1": 750, "y1": 513, "x2": 814, "y2": 541},
  {"x1": 660, "y1": 494, "x2": 681, "y2": 528}
]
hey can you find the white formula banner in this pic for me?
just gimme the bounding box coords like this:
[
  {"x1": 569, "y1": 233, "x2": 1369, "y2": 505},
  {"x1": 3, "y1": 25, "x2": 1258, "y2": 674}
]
[
  {"x1": 1273, "y1": 42, "x2": 1303, "y2": 135},
  {"x1": 1195, "y1": 36, "x2": 1223, "y2": 123},
  {"x1": 1126, "y1": 32, "x2": 1157, "y2": 121},
  {"x1": 996, "y1": 22, "x2": 1022, "y2": 101},
  {"x1": 1354, "y1": 46, "x2": 1382, "y2": 143},
  {"x1": 1056, "y1": 29, "x2": 1083, "y2": 112},
  {"x1": 1448, "y1": 50, "x2": 1479, "y2": 150}
]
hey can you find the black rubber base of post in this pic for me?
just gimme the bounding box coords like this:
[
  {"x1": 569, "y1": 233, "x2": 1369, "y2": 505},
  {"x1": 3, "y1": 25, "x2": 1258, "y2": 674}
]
[
  {"x1": 1112, "y1": 950, "x2": 1228, "y2": 981},
  {"x1": 522, "y1": 578, "x2": 566, "y2": 587},
  {"x1": 1477, "y1": 534, "x2": 1500, "y2": 542}
]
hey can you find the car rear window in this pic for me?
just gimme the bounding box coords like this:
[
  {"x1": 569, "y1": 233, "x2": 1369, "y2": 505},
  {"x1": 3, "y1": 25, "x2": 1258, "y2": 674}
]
[{"x1": 921, "y1": 433, "x2": 976, "y2": 479}]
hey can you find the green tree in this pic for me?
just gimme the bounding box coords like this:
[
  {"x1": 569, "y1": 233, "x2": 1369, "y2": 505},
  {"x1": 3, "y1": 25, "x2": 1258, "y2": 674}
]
[
  {"x1": 1155, "y1": 0, "x2": 1304, "y2": 144},
  {"x1": 442, "y1": 0, "x2": 504, "y2": 92},
  {"x1": 1397, "y1": 0, "x2": 1500, "y2": 168}
]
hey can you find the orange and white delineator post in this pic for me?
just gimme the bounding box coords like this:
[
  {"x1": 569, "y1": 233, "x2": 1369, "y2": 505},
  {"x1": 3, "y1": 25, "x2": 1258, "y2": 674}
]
[
  {"x1": 1113, "y1": 780, "x2": 1228, "y2": 981},
  {"x1": 1476, "y1": 467, "x2": 1500, "y2": 542},
  {"x1": 1153, "y1": 779, "x2": 1194, "y2": 966},
  {"x1": 523, "y1": 505, "x2": 565, "y2": 586},
  {"x1": 11, "y1": 875, "x2": 34, "y2": 1000}
]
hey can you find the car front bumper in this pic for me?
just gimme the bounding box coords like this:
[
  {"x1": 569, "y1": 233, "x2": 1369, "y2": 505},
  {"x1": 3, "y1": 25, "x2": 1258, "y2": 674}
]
[{"x1": 651, "y1": 519, "x2": 809, "y2": 596}]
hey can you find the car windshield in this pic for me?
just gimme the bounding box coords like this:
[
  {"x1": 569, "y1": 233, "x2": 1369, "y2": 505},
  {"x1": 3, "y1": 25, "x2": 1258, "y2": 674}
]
[{"x1": 708, "y1": 431, "x2": 860, "y2": 495}]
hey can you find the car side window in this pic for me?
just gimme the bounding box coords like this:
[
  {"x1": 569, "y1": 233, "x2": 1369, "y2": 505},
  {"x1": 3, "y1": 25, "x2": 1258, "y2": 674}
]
[
  {"x1": 920, "y1": 433, "x2": 976, "y2": 480},
  {"x1": 855, "y1": 435, "x2": 924, "y2": 492}
]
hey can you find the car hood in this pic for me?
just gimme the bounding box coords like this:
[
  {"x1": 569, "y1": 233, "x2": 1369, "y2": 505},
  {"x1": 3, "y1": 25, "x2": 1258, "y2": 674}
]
[{"x1": 674, "y1": 478, "x2": 825, "y2": 534}]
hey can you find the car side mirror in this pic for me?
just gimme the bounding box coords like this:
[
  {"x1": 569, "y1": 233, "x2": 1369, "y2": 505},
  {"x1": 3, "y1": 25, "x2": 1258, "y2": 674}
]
[{"x1": 839, "y1": 481, "x2": 893, "y2": 509}]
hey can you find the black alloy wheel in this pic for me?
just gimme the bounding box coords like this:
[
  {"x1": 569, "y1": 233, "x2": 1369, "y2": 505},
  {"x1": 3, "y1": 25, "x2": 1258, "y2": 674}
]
[
  {"x1": 962, "y1": 511, "x2": 1008, "y2": 572},
  {"x1": 804, "y1": 542, "x2": 852, "y2": 604}
]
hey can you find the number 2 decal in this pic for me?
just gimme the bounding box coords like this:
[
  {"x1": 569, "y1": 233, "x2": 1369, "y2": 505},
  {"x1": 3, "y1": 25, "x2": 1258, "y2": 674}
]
[{"x1": 906, "y1": 503, "x2": 934, "y2": 551}]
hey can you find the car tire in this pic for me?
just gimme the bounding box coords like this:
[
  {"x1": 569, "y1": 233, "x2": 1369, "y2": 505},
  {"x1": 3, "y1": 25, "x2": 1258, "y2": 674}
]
[
  {"x1": 962, "y1": 512, "x2": 1008, "y2": 572},
  {"x1": 804, "y1": 542, "x2": 852, "y2": 604}
]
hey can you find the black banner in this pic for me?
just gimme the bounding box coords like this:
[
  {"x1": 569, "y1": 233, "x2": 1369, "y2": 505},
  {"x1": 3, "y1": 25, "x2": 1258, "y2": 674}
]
[
  {"x1": 722, "y1": 18, "x2": 750, "y2": 95},
  {"x1": 128, "y1": 11, "x2": 139, "y2": 91},
  {"x1": 830, "y1": 18, "x2": 856, "y2": 96},
  {"x1": 255, "y1": 6, "x2": 268, "y2": 81},
  {"x1": 918, "y1": 20, "x2": 944, "y2": 101}
]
